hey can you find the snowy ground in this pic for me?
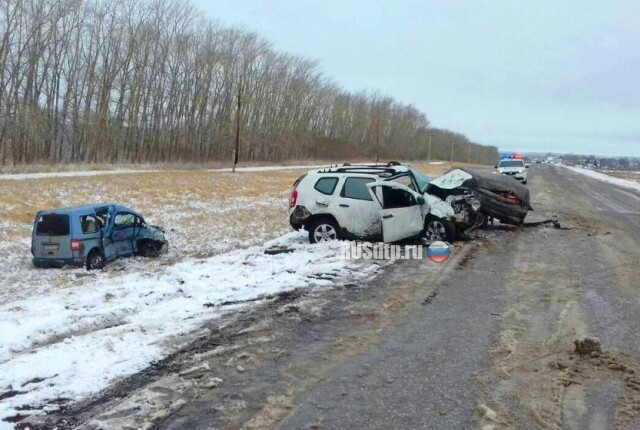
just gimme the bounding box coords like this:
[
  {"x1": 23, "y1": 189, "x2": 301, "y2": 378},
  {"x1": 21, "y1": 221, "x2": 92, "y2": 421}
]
[
  {"x1": 0, "y1": 162, "x2": 457, "y2": 306},
  {"x1": 0, "y1": 170, "x2": 301, "y2": 305},
  {"x1": 0, "y1": 161, "x2": 463, "y2": 428},
  {"x1": 0, "y1": 232, "x2": 384, "y2": 427},
  {"x1": 564, "y1": 165, "x2": 640, "y2": 191}
]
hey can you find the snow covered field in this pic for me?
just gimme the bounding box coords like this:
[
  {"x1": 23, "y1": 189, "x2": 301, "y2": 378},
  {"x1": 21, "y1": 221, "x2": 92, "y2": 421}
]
[
  {"x1": 0, "y1": 169, "x2": 301, "y2": 305},
  {"x1": 0, "y1": 161, "x2": 458, "y2": 428},
  {"x1": 0, "y1": 233, "x2": 383, "y2": 427},
  {"x1": 564, "y1": 166, "x2": 640, "y2": 192}
]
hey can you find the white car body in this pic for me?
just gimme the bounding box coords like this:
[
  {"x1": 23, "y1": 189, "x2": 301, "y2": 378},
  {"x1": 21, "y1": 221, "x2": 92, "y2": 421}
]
[
  {"x1": 497, "y1": 159, "x2": 528, "y2": 184},
  {"x1": 288, "y1": 164, "x2": 456, "y2": 243}
]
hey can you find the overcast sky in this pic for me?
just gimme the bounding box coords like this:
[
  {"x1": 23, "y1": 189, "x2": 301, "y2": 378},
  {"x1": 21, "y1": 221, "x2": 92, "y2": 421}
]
[{"x1": 193, "y1": 0, "x2": 639, "y2": 156}]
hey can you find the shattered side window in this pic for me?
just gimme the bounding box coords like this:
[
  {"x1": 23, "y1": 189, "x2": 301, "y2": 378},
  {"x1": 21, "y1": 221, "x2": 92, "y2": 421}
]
[{"x1": 341, "y1": 177, "x2": 374, "y2": 201}]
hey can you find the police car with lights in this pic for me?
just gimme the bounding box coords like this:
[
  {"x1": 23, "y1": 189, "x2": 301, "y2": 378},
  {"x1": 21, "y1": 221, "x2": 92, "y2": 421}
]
[{"x1": 495, "y1": 153, "x2": 529, "y2": 184}]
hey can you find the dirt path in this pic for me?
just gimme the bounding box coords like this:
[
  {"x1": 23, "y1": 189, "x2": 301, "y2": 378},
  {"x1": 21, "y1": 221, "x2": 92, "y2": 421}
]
[{"x1": 19, "y1": 165, "x2": 640, "y2": 430}]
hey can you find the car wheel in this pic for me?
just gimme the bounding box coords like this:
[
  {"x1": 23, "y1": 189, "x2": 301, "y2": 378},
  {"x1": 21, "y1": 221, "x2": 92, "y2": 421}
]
[
  {"x1": 86, "y1": 249, "x2": 105, "y2": 271},
  {"x1": 424, "y1": 215, "x2": 456, "y2": 243},
  {"x1": 522, "y1": 180, "x2": 527, "y2": 184},
  {"x1": 308, "y1": 218, "x2": 339, "y2": 244},
  {"x1": 139, "y1": 241, "x2": 160, "y2": 258}
]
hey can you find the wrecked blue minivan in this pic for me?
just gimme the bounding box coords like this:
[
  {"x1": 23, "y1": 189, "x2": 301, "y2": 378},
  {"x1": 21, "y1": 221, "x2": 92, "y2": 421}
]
[{"x1": 31, "y1": 204, "x2": 168, "y2": 270}]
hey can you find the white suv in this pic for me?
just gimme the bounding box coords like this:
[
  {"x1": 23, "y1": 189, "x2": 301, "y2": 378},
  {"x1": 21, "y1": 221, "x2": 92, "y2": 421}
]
[
  {"x1": 496, "y1": 159, "x2": 528, "y2": 184},
  {"x1": 288, "y1": 164, "x2": 458, "y2": 244}
]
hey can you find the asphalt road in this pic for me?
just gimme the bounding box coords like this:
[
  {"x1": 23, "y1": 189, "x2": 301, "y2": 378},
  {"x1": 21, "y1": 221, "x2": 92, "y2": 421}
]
[{"x1": 25, "y1": 164, "x2": 640, "y2": 430}]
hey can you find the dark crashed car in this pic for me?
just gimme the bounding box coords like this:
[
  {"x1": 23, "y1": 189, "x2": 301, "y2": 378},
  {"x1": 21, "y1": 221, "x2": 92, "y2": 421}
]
[{"x1": 427, "y1": 168, "x2": 532, "y2": 225}]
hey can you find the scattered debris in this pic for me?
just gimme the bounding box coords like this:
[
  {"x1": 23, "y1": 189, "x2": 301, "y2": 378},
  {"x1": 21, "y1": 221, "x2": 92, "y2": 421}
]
[
  {"x1": 200, "y1": 377, "x2": 223, "y2": 389},
  {"x1": 264, "y1": 246, "x2": 295, "y2": 255},
  {"x1": 477, "y1": 403, "x2": 498, "y2": 421},
  {"x1": 422, "y1": 292, "x2": 437, "y2": 305},
  {"x1": 178, "y1": 363, "x2": 210, "y2": 377},
  {"x1": 522, "y1": 216, "x2": 567, "y2": 229}
]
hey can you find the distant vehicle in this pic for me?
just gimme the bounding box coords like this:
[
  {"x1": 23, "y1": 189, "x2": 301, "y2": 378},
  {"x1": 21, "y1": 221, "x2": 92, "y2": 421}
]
[
  {"x1": 495, "y1": 159, "x2": 528, "y2": 184},
  {"x1": 523, "y1": 157, "x2": 532, "y2": 168},
  {"x1": 32, "y1": 204, "x2": 167, "y2": 270},
  {"x1": 534, "y1": 159, "x2": 542, "y2": 164},
  {"x1": 288, "y1": 163, "x2": 478, "y2": 244},
  {"x1": 427, "y1": 169, "x2": 532, "y2": 225}
]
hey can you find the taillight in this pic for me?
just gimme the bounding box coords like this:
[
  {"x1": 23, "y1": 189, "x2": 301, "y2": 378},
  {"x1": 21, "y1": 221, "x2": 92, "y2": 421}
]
[
  {"x1": 70, "y1": 239, "x2": 80, "y2": 252},
  {"x1": 290, "y1": 190, "x2": 298, "y2": 208}
]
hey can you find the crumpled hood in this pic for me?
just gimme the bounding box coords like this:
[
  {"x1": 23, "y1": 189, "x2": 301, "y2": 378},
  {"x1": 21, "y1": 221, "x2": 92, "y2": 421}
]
[
  {"x1": 423, "y1": 194, "x2": 455, "y2": 219},
  {"x1": 430, "y1": 168, "x2": 532, "y2": 209}
]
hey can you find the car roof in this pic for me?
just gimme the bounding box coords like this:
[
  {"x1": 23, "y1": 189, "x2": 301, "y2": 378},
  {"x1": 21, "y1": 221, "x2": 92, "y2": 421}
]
[
  {"x1": 38, "y1": 204, "x2": 140, "y2": 216},
  {"x1": 308, "y1": 164, "x2": 413, "y2": 178}
]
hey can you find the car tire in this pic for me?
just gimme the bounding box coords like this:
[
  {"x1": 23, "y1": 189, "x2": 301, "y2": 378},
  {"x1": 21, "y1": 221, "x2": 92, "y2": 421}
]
[
  {"x1": 522, "y1": 180, "x2": 527, "y2": 184},
  {"x1": 138, "y1": 241, "x2": 160, "y2": 258},
  {"x1": 86, "y1": 249, "x2": 105, "y2": 271},
  {"x1": 308, "y1": 218, "x2": 340, "y2": 244},
  {"x1": 424, "y1": 215, "x2": 456, "y2": 243}
]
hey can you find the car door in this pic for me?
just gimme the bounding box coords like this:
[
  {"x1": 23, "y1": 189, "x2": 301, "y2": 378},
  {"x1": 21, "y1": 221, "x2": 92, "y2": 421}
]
[
  {"x1": 367, "y1": 182, "x2": 424, "y2": 243},
  {"x1": 95, "y1": 206, "x2": 116, "y2": 260},
  {"x1": 112, "y1": 212, "x2": 136, "y2": 256},
  {"x1": 333, "y1": 176, "x2": 381, "y2": 238}
]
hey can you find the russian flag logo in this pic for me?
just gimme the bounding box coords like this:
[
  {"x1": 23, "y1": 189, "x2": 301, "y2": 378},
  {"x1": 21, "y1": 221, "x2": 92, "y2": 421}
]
[{"x1": 427, "y1": 241, "x2": 450, "y2": 263}]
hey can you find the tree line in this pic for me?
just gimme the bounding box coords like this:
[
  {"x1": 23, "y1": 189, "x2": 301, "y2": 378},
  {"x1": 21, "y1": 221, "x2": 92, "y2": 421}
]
[{"x1": 0, "y1": 0, "x2": 498, "y2": 166}]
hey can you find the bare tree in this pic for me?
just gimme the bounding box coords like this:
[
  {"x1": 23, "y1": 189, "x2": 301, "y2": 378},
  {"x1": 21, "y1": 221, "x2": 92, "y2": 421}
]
[{"x1": 0, "y1": 0, "x2": 498, "y2": 166}]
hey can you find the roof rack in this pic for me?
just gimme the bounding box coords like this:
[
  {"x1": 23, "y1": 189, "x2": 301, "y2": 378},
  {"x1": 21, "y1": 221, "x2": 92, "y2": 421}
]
[{"x1": 316, "y1": 166, "x2": 400, "y2": 176}]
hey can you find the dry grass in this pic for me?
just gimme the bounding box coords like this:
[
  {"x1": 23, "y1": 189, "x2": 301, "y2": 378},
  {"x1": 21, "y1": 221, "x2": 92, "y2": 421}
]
[
  {"x1": 0, "y1": 160, "x2": 479, "y2": 304},
  {"x1": 0, "y1": 160, "x2": 470, "y2": 235}
]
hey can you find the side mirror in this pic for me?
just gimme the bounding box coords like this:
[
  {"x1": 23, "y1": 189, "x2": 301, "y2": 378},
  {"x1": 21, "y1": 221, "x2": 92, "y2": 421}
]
[
  {"x1": 417, "y1": 196, "x2": 425, "y2": 205},
  {"x1": 494, "y1": 165, "x2": 498, "y2": 169}
]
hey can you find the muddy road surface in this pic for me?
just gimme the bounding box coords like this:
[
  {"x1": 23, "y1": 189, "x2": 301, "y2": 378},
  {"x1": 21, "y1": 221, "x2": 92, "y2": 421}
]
[{"x1": 22, "y1": 165, "x2": 640, "y2": 430}]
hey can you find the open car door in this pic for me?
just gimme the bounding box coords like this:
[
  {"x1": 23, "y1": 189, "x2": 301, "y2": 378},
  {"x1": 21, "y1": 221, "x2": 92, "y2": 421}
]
[{"x1": 367, "y1": 182, "x2": 425, "y2": 243}]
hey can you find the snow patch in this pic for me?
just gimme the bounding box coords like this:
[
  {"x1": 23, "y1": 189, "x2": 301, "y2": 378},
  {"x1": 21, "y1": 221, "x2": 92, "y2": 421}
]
[
  {"x1": 0, "y1": 170, "x2": 161, "y2": 181},
  {"x1": 0, "y1": 232, "x2": 381, "y2": 428},
  {"x1": 0, "y1": 164, "x2": 326, "y2": 181},
  {"x1": 564, "y1": 166, "x2": 640, "y2": 192}
]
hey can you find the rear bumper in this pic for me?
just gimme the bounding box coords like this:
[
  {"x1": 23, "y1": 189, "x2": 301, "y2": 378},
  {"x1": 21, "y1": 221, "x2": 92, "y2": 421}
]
[
  {"x1": 289, "y1": 205, "x2": 311, "y2": 230},
  {"x1": 33, "y1": 257, "x2": 84, "y2": 268},
  {"x1": 475, "y1": 188, "x2": 529, "y2": 225}
]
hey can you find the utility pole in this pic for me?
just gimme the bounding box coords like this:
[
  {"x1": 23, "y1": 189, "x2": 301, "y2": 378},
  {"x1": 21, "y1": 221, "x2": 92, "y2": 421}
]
[
  {"x1": 451, "y1": 139, "x2": 454, "y2": 163},
  {"x1": 232, "y1": 75, "x2": 242, "y2": 173},
  {"x1": 427, "y1": 132, "x2": 432, "y2": 165},
  {"x1": 375, "y1": 119, "x2": 379, "y2": 166},
  {"x1": 468, "y1": 142, "x2": 471, "y2": 163}
]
